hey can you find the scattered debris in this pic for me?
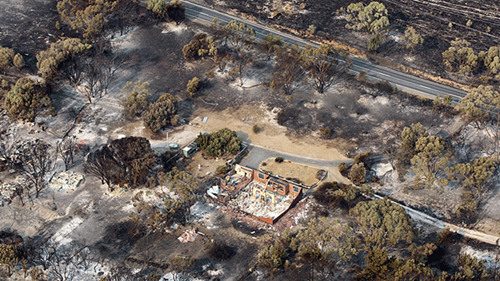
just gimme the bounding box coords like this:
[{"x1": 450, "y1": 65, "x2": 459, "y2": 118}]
[
  {"x1": 178, "y1": 229, "x2": 198, "y2": 243},
  {"x1": 372, "y1": 162, "x2": 394, "y2": 178},
  {"x1": 49, "y1": 171, "x2": 84, "y2": 191}
]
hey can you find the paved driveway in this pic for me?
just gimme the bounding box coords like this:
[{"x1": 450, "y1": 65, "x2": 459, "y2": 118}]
[{"x1": 240, "y1": 144, "x2": 351, "y2": 169}]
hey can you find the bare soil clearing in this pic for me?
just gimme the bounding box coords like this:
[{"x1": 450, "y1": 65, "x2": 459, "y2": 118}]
[
  {"x1": 191, "y1": 104, "x2": 350, "y2": 161},
  {"x1": 259, "y1": 158, "x2": 321, "y2": 186}
]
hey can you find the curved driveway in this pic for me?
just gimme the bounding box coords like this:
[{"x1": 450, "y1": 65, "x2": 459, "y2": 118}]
[{"x1": 240, "y1": 143, "x2": 350, "y2": 169}]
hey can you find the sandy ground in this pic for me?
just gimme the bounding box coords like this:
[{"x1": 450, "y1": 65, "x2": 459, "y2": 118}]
[
  {"x1": 259, "y1": 158, "x2": 321, "y2": 186},
  {"x1": 186, "y1": 152, "x2": 227, "y2": 178},
  {"x1": 191, "y1": 104, "x2": 350, "y2": 162}
]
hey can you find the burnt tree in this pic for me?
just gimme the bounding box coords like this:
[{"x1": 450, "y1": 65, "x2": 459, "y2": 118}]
[
  {"x1": 16, "y1": 140, "x2": 55, "y2": 198},
  {"x1": 84, "y1": 146, "x2": 125, "y2": 191}
]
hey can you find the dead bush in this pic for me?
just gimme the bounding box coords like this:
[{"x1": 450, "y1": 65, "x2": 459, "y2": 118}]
[{"x1": 252, "y1": 124, "x2": 263, "y2": 134}]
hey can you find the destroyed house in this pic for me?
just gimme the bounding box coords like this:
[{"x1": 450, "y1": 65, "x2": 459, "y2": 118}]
[{"x1": 219, "y1": 164, "x2": 303, "y2": 224}]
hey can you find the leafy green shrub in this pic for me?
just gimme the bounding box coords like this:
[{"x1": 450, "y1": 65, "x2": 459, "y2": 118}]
[
  {"x1": 319, "y1": 127, "x2": 332, "y2": 139},
  {"x1": 0, "y1": 47, "x2": 15, "y2": 72},
  {"x1": 12, "y1": 54, "x2": 24, "y2": 69},
  {"x1": 123, "y1": 82, "x2": 150, "y2": 119},
  {"x1": 3, "y1": 77, "x2": 53, "y2": 121},
  {"x1": 196, "y1": 129, "x2": 242, "y2": 157},
  {"x1": 186, "y1": 77, "x2": 201, "y2": 97},
  {"x1": 146, "y1": 0, "x2": 167, "y2": 18},
  {"x1": 143, "y1": 93, "x2": 178, "y2": 133},
  {"x1": 257, "y1": 239, "x2": 288, "y2": 270},
  {"x1": 338, "y1": 162, "x2": 349, "y2": 175},
  {"x1": 182, "y1": 33, "x2": 217, "y2": 61},
  {"x1": 36, "y1": 38, "x2": 91, "y2": 80},
  {"x1": 350, "y1": 199, "x2": 414, "y2": 246}
]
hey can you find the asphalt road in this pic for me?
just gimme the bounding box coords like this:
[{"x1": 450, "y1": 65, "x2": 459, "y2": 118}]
[
  {"x1": 181, "y1": 1, "x2": 467, "y2": 101},
  {"x1": 240, "y1": 143, "x2": 349, "y2": 169}
]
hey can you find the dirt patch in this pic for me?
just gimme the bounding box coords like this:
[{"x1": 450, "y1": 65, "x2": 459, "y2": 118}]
[
  {"x1": 259, "y1": 158, "x2": 321, "y2": 186},
  {"x1": 189, "y1": 104, "x2": 350, "y2": 161},
  {"x1": 186, "y1": 152, "x2": 227, "y2": 178}
]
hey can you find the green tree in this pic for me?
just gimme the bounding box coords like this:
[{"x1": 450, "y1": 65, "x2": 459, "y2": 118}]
[
  {"x1": 397, "y1": 123, "x2": 428, "y2": 170},
  {"x1": 479, "y1": 45, "x2": 499, "y2": 79},
  {"x1": 0, "y1": 47, "x2": 15, "y2": 72},
  {"x1": 257, "y1": 236, "x2": 289, "y2": 270},
  {"x1": 368, "y1": 33, "x2": 385, "y2": 51},
  {"x1": 449, "y1": 156, "x2": 497, "y2": 192},
  {"x1": 456, "y1": 85, "x2": 500, "y2": 127},
  {"x1": 410, "y1": 135, "x2": 450, "y2": 188},
  {"x1": 442, "y1": 38, "x2": 478, "y2": 76},
  {"x1": 146, "y1": 0, "x2": 167, "y2": 18},
  {"x1": 392, "y1": 258, "x2": 435, "y2": 281},
  {"x1": 182, "y1": 33, "x2": 217, "y2": 61},
  {"x1": 36, "y1": 38, "x2": 91, "y2": 80},
  {"x1": 341, "y1": 2, "x2": 389, "y2": 34},
  {"x1": 186, "y1": 77, "x2": 201, "y2": 97},
  {"x1": 291, "y1": 217, "x2": 359, "y2": 265},
  {"x1": 3, "y1": 77, "x2": 53, "y2": 122},
  {"x1": 57, "y1": 0, "x2": 118, "y2": 39},
  {"x1": 449, "y1": 156, "x2": 497, "y2": 223},
  {"x1": 143, "y1": 93, "x2": 178, "y2": 133},
  {"x1": 195, "y1": 128, "x2": 242, "y2": 157},
  {"x1": 261, "y1": 34, "x2": 283, "y2": 60},
  {"x1": 224, "y1": 20, "x2": 256, "y2": 50},
  {"x1": 358, "y1": 246, "x2": 394, "y2": 280},
  {"x1": 350, "y1": 199, "x2": 414, "y2": 246},
  {"x1": 123, "y1": 81, "x2": 150, "y2": 119},
  {"x1": 313, "y1": 181, "x2": 361, "y2": 208},
  {"x1": 403, "y1": 26, "x2": 424, "y2": 51}
]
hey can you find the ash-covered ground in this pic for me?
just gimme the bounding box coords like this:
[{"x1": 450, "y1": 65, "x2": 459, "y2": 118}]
[
  {"x1": 0, "y1": 0, "x2": 60, "y2": 63},
  {"x1": 203, "y1": 0, "x2": 500, "y2": 84}
]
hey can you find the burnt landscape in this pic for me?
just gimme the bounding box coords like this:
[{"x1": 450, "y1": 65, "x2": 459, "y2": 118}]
[
  {"x1": 0, "y1": 0, "x2": 498, "y2": 280},
  {"x1": 204, "y1": 0, "x2": 500, "y2": 85}
]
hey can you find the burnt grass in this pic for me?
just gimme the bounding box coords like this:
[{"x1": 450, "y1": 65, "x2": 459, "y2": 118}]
[
  {"x1": 0, "y1": 0, "x2": 61, "y2": 65},
  {"x1": 274, "y1": 78, "x2": 445, "y2": 155},
  {"x1": 205, "y1": 0, "x2": 500, "y2": 83}
]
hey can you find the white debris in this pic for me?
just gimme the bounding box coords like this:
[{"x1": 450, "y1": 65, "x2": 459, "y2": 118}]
[
  {"x1": 229, "y1": 181, "x2": 292, "y2": 220},
  {"x1": 372, "y1": 162, "x2": 394, "y2": 178},
  {"x1": 160, "y1": 272, "x2": 203, "y2": 281},
  {"x1": 190, "y1": 201, "x2": 219, "y2": 229},
  {"x1": 49, "y1": 171, "x2": 84, "y2": 191},
  {"x1": 178, "y1": 229, "x2": 198, "y2": 243},
  {"x1": 207, "y1": 185, "x2": 220, "y2": 199},
  {"x1": 461, "y1": 246, "x2": 498, "y2": 269}
]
